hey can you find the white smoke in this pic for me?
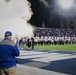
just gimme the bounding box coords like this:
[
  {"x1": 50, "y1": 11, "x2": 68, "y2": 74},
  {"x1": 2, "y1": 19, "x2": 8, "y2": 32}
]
[
  {"x1": 0, "y1": 0, "x2": 34, "y2": 39},
  {"x1": 40, "y1": 0, "x2": 50, "y2": 8}
]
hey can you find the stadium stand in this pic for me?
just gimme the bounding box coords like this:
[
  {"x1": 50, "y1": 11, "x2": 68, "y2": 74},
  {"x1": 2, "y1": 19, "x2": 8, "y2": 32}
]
[
  {"x1": 18, "y1": 27, "x2": 76, "y2": 48},
  {"x1": 33, "y1": 27, "x2": 76, "y2": 45}
]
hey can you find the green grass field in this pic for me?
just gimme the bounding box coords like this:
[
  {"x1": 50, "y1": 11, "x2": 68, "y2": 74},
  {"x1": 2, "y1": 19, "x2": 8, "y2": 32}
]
[{"x1": 24, "y1": 44, "x2": 76, "y2": 52}]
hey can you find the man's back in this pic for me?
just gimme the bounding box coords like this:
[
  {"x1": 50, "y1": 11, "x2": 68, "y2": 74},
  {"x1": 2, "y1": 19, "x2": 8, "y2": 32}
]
[{"x1": 0, "y1": 39, "x2": 20, "y2": 69}]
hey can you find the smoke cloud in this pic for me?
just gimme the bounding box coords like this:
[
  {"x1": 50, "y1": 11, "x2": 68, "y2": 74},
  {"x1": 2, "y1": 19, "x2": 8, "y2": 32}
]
[
  {"x1": 0, "y1": 0, "x2": 33, "y2": 39},
  {"x1": 40, "y1": 0, "x2": 50, "y2": 8}
]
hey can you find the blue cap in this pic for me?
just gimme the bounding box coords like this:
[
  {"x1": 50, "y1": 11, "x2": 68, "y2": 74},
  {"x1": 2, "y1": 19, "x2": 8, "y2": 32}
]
[{"x1": 5, "y1": 31, "x2": 12, "y2": 36}]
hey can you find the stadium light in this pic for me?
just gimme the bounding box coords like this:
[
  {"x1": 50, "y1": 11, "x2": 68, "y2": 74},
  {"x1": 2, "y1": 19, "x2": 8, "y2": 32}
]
[{"x1": 58, "y1": 0, "x2": 74, "y2": 9}]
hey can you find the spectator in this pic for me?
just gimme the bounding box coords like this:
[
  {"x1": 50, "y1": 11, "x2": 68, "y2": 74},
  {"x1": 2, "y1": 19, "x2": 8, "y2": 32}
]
[{"x1": 0, "y1": 31, "x2": 20, "y2": 75}]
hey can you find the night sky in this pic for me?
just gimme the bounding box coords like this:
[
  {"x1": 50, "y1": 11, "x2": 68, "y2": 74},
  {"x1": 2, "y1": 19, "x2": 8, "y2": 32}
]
[{"x1": 28, "y1": 0, "x2": 62, "y2": 28}]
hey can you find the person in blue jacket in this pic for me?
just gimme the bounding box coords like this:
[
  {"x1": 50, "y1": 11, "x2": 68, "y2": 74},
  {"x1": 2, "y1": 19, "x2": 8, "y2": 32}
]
[{"x1": 0, "y1": 31, "x2": 20, "y2": 75}]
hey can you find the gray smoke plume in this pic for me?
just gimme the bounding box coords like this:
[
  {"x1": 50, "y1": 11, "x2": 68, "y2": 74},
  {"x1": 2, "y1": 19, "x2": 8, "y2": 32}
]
[
  {"x1": 40, "y1": 0, "x2": 50, "y2": 8},
  {"x1": 0, "y1": 0, "x2": 34, "y2": 39}
]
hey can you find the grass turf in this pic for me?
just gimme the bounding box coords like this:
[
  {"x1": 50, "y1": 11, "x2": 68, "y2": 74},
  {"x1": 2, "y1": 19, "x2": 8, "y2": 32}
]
[{"x1": 24, "y1": 44, "x2": 76, "y2": 52}]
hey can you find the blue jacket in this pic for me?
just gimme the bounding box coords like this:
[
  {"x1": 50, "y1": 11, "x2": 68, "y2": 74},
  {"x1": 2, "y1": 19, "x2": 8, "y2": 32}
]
[{"x1": 0, "y1": 38, "x2": 20, "y2": 69}]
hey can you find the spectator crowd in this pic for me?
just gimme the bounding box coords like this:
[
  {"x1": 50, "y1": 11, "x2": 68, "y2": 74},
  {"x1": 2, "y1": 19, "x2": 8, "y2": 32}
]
[
  {"x1": 0, "y1": 27, "x2": 76, "y2": 49},
  {"x1": 33, "y1": 27, "x2": 76, "y2": 45}
]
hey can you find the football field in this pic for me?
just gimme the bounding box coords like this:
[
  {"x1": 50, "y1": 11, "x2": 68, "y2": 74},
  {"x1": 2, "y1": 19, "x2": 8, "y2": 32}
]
[
  {"x1": 16, "y1": 49, "x2": 76, "y2": 75},
  {"x1": 24, "y1": 44, "x2": 76, "y2": 52}
]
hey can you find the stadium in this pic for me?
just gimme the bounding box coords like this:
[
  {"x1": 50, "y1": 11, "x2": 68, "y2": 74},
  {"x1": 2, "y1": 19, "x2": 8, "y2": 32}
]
[
  {"x1": 18, "y1": 27, "x2": 76, "y2": 52},
  {"x1": 18, "y1": 0, "x2": 76, "y2": 52},
  {"x1": 0, "y1": 0, "x2": 76, "y2": 75}
]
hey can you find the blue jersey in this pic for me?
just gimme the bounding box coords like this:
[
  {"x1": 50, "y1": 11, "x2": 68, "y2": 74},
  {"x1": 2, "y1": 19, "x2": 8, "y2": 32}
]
[{"x1": 0, "y1": 38, "x2": 20, "y2": 69}]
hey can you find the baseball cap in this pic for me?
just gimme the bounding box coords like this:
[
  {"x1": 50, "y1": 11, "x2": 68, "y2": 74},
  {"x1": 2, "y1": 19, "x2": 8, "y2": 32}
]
[{"x1": 5, "y1": 31, "x2": 12, "y2": 36}]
